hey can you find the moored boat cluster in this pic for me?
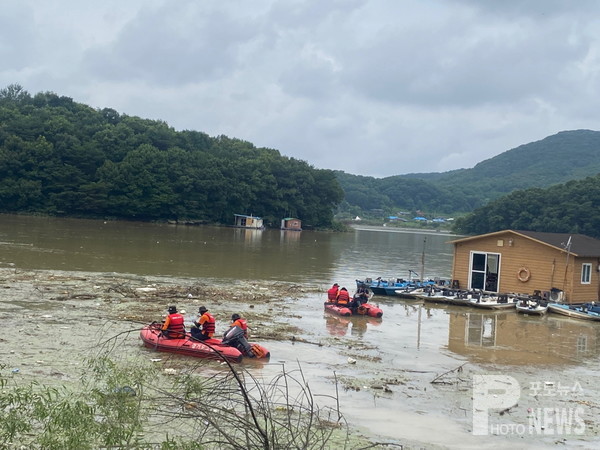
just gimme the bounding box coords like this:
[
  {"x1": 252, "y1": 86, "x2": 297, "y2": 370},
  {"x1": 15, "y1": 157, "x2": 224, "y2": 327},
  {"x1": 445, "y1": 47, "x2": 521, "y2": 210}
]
[{"x1": 357, "y1": 277, "x2": 600, "y2": 321}]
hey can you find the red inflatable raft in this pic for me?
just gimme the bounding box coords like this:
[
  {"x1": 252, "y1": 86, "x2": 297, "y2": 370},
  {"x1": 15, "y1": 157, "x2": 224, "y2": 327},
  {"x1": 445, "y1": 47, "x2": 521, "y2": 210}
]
[
  {"x1": 323, "y1": 302, "x2": 383, "y2": 318},
  {"x1": 140, "y1": 323, "x2": 270, "y2": 363}
]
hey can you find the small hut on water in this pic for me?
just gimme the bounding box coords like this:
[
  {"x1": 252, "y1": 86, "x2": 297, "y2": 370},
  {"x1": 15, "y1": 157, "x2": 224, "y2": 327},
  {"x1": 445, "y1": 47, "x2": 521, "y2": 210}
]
[
  {"x1": 233, "y1": 214, "x2": 264, "y2": 230},
  {"x1": 280, "y1": 218, "x2": 302, "y2": 231}
]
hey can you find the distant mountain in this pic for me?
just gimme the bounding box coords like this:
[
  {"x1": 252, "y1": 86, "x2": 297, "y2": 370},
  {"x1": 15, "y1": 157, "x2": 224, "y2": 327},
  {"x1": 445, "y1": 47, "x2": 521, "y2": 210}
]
[
  {"x1": 430, "y1": 129, "x2": 600, "y2": 189},
  {"x1": 337, "y1": 130, "x2": 600, "y2": 215}
]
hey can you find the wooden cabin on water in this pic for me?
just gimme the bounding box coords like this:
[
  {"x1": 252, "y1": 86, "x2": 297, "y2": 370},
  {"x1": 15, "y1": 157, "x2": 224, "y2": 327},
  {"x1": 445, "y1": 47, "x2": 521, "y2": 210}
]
[
  {"x1": 280, "y1": 217, "x2": 302, "y2": 231},
  {"x1": 233, "y1": 214, "x2": 264, "y2": 230},
  {"x1": 449, "y1": 230, "x2": 600, "y2": 304}
]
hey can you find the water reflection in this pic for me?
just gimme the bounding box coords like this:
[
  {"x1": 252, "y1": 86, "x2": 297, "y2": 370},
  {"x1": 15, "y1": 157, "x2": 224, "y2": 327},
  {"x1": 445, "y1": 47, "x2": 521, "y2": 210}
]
[
  {"x1": 447, "y1": 310, "x2": 600, "y2": 365},
  {"x1": 351, "y1": 316, "x2": 382, "y2": 337},
  {"x1": 325, "y1": 314, "x2": 351, "y2": 336},
  {"x1": 394, "y1": 302, "x2": 426, "y2": 318},
  {"x1": 279, "y1": 230, "x2": 301, "y2": 243},
  {"x1": 323, "y1": 313, "x2": 383, "y2": 337},
  {"x1": 232, "y1": 228, "x2": 263, "y2": 245}
]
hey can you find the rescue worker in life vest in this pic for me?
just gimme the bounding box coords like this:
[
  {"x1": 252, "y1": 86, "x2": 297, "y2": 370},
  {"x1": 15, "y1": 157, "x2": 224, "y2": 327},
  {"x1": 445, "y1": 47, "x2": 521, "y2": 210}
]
[
  {"x1": 336, "y1": 287, "x2": 351, "y2": 306},
  {"x1": 161, "y1": 305, "x2": 186, "y2": 338},
  {"x1": 223, "y1": 313, "x2": 253, "y2": 356},
  {"x1": 230, "y1": 313, "x2": 249, "y2": 338},
  {"x1": 190, "y1": 306, "x2": 215, "y2": 341},
  {"x1": 327, "y1": 283, "x2": 339, "y2": 302}
]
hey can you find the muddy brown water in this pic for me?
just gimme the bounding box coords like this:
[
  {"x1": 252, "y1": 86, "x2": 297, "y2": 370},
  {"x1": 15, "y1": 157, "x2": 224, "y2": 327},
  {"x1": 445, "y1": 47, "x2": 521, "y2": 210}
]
[{"x1": 1, "y1": 215, "x2": 599, "y2": 449}]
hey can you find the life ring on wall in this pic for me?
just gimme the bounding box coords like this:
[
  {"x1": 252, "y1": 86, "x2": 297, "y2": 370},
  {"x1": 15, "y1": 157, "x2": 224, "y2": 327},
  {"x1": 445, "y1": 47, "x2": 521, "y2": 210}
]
[{"x1": 517, "y1": 267, "x2": 531, "y2": 282}]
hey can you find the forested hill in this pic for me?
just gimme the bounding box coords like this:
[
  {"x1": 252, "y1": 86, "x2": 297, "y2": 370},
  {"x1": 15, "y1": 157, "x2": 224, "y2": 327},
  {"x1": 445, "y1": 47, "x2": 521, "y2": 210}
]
[
  {"x1": 337, "y1": 130, "x2": 600, "y2": 215},
  {"x1": 0, "y1": 85, "x2": 343, "y2": 228},
  {"x1": 453, "y1": 174, "x2": 600, "y2": 239}
]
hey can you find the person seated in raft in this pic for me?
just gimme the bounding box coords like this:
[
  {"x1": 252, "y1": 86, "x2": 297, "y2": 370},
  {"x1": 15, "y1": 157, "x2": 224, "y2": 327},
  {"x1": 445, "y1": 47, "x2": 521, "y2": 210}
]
[
  {"x1": 190, "y1": 306, "x2": 215, "y2": 341},
  {"x1": 354, "y1": 283, "x2": 370, "y2": 305},
  {"x1": 230, "y1": 313, "x2": 249, "y2": 338},
  {"x1": 336, "y1": 287, "x2": 351, "y2": 306},
  {"x1": 161, "y1": 305, "x2": 186, "y2": 338},
  {"x1": 327, "y1": 283, "x2": 339, "y2": 302}
]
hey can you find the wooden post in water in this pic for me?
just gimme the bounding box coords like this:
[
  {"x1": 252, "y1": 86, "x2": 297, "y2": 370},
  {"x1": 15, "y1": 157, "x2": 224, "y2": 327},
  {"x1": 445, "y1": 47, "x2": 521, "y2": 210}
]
[
  {"x1": 417, "y1": 304, "x2": 422, "y2": 350},
  {"x1": 562, "y1": 236, "x2": 572, "y2": 295},
  {"x1": 420, "y1": 237, "x2": 426, "y2": 283}
]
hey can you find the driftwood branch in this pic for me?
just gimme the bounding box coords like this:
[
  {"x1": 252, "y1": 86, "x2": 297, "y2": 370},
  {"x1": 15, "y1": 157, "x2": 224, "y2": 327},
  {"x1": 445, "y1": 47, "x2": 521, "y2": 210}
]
[
  {"x1": 499, "y1": 403, "x2": 518, "y2": 415},
  {"x1": 253, "y1": 335, "x2": 323, "y2": 347},
  {"x1": 430, "y1": 363, "x2": 467, "y2": 384}
]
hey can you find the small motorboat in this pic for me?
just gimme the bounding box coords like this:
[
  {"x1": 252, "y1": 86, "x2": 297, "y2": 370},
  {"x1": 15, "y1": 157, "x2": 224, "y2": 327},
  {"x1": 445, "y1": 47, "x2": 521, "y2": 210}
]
[
  {"x1": 356, "y1": 277, "x2": 436, "y2": 297},
  {"x1": 516, "y1": 298, "x2": 548, "y2": 315},
  {"x1": 446, "y1": 291, "x2": 481, "y2": 306},
  {"x1": 468, "y1": 293, "x2": 518, "y2": 310},
  {"x1": 547, "y1": 303, "x2": 600, "y2": 321},
  {"x1": 140, "y1": 323, "x2": 270, "y2": 363},
  {"x1": 417, "y1": 286, "x2": 462, "y2": 304},
  {"x1": 323, "y1": 301, "x2": 383, "y2": 318}
]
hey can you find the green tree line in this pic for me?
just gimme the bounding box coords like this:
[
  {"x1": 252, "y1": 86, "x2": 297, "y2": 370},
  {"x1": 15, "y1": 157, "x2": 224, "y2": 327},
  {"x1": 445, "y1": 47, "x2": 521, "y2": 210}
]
[
  {"x1": 453, "y1": 174, "x2": 600, "y2": 238},
  {"x1": 0, "y1": 84, "x2": 343, "y2": 228}
]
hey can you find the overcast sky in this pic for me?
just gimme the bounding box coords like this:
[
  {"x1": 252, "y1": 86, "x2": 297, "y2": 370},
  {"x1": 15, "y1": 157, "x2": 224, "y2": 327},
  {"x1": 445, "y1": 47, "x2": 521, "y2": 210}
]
[{"x1": 2, "y1": 1, "x2": 599, "y2": 178}]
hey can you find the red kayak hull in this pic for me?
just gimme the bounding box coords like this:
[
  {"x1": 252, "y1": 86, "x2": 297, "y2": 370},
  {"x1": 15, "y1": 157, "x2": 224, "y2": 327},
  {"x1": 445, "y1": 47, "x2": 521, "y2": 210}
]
[
  {"x1": 140, "y1": 324, "x2": 270, "y2": 362},
  {"x1": 324, "y1": 302, "x2": 383, "y2": 318}
]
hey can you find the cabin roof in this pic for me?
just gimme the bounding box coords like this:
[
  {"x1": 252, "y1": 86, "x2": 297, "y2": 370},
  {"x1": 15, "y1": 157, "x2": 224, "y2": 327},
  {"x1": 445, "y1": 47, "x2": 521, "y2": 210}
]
[
  {"x1": 234, "y1": 214, "x2": 262, "y2": 219},
  {"x1": 449, "y1": 229, "x2": 600, "y2": 258}
]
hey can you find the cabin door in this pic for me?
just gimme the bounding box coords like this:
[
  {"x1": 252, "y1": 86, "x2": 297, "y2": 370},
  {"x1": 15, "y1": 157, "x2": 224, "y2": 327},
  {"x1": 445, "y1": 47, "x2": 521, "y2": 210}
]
[{"x1": 469, "y1": 252, "x2": 500, "y2": 292}]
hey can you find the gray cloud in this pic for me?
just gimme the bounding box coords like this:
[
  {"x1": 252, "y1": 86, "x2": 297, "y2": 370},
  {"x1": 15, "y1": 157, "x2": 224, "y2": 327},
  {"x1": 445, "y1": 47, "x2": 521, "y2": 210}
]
[{"x1": 2, "y1": 0, "x2": 600, "y2": 177}]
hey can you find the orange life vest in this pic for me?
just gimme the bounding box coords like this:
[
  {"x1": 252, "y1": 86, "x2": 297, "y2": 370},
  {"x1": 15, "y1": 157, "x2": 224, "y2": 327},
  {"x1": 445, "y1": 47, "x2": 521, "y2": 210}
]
[
  {"x1": 327, "y1": 286, "x2": 339, "y2": 301},
  {"x1": 337, "y1": 289, "x2": 350, "y2": 305},
  {"x1": 199, "y1": 312, "x2": 216, "y2": 337},
  {"x1": 163, "y1": 313, "x2": 185, "y2": 337},
  {"x1": 232, "y1": 318, "x2": 248, "y2": 337}
]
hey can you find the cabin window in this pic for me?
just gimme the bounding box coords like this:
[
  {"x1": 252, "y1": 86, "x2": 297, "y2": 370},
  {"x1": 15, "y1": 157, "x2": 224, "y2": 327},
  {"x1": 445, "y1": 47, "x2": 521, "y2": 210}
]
[
  {"x1": 469, "y1": 252, "x2": 500, "y2": 292},
  {"x1": 466, "y1": 314, "x2": 496, "y2": 347},
  {"x1": 577, "y1": 335, "x2": 588, "y2": 354},
  {"x1": 581, "y1": 263, "x2": 592, "y2": 284}
]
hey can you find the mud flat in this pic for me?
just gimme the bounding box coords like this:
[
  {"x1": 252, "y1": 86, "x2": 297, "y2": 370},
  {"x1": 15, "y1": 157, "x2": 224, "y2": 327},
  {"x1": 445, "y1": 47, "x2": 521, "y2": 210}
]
[{"x1": 1, "y1": 268, "x2": 599, "y2": 449}]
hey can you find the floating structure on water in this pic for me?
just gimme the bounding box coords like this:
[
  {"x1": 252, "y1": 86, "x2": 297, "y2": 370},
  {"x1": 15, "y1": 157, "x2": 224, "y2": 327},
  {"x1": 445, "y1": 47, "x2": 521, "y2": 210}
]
[
  {"x1": 280, "y1": 217, "x2": 302, "y2": 231},
  {"x1": 233, "y1": 214, "x2": 264, "y2": 230}
]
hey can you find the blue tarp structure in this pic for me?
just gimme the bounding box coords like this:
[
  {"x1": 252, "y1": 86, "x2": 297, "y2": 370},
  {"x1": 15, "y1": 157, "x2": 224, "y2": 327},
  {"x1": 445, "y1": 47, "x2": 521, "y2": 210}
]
[{"x1": 414, "y1": 217, "x2": 427, "y2": 221}]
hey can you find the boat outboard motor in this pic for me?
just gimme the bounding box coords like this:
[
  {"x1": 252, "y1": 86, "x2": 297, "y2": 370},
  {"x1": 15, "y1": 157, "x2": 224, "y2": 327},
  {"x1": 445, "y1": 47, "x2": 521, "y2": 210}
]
[{"x1": 223, "y1": 326, "x2": 253, "y2": 355}]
